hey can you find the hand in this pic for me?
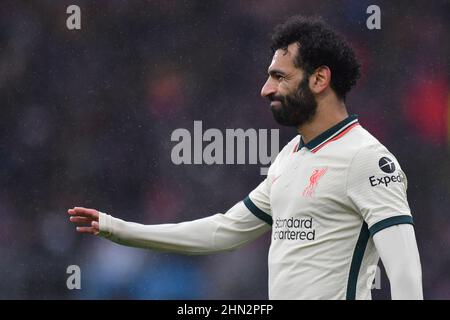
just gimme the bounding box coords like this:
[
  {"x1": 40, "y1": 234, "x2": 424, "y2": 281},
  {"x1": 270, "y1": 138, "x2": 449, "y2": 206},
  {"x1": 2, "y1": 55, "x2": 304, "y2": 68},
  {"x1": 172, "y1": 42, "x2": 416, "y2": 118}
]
[{"x1": 68, "y1": 207, "x2": 100, "y2": 235}]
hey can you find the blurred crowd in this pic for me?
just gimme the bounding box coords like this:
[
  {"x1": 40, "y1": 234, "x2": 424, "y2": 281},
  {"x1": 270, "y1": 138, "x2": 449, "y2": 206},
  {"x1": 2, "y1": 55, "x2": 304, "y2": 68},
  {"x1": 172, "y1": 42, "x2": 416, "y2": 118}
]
[{"x1": 0, "y1": 0, "x2": 449, "y2": 299}]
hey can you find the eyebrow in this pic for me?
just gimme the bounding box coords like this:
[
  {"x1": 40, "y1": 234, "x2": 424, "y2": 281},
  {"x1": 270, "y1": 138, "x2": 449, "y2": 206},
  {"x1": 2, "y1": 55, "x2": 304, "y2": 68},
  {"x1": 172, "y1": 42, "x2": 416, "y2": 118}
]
[{"x1": 268, "y1": 69, "x2": 287, "y2": 77}]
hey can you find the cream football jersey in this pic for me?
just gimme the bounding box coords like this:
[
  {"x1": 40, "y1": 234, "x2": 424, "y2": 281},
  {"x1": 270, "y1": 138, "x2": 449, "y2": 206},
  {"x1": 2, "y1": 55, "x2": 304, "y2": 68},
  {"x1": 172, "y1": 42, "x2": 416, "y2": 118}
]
[{"x1": 244, "y1": 114, "x2": 413, "y2": 300}]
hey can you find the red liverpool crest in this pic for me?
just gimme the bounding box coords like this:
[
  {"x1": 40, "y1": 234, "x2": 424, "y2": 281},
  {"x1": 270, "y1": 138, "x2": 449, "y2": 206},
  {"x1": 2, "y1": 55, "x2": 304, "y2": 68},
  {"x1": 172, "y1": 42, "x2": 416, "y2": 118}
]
[{"x1": 302, "y1": 168, "x2": 328, "y2": 197}]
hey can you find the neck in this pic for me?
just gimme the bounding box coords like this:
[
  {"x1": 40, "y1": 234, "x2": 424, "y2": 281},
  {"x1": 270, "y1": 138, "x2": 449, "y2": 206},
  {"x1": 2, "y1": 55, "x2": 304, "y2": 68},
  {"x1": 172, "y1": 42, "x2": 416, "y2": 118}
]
[{"x1": 298, "y1": 98, "x2": 348, "y2": 144}]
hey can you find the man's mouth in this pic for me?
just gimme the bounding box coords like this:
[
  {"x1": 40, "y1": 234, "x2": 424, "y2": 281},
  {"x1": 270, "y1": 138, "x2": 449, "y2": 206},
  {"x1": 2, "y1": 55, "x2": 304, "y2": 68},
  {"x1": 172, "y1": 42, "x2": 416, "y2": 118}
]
[{"x1": 270, "y1": 101, "x2": 282, "y2": 108}]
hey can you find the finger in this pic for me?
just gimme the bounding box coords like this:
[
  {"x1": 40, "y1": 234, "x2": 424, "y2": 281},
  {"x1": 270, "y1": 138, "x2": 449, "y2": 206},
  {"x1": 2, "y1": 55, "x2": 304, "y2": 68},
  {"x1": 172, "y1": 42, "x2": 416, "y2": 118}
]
[
  {"x1": 69, "y1": 216, "x2": 93, "y2": 224},
  {"x1": 91, "y1": 221, "x2": 99, "y2": 230},
  {"x1": 69, "y1": 207, "x2": 99, "y2": 220},
  {"x1": 76, "y1": 226, "x2": 97, "y2": 234},
  {"x1": 91, "y1": 221, "x2": 100, "y2": 235}
]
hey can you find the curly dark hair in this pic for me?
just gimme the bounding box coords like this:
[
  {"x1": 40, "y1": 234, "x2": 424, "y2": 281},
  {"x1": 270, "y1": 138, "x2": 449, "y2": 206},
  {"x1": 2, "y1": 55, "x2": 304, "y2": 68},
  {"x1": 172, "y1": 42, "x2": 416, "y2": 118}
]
[{"x1": 271, "y1": 15, "x2": 361, "y2": 100}]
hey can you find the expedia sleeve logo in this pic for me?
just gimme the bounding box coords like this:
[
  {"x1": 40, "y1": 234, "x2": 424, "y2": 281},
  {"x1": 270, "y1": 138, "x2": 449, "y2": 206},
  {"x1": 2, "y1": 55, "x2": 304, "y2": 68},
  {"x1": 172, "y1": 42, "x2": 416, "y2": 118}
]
[
  {"x1": 378, "y1": 157, "x2": 396, "y2": 173},
  {"x1": 369, "y1": 157, "x2": 404, "y2": 187}
]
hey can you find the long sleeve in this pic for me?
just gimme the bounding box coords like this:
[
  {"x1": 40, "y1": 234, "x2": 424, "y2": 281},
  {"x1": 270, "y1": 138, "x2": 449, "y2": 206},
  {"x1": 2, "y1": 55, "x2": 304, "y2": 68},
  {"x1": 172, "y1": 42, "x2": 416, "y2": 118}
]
[
  {"x1": 97, "y1": 201, "x2": 271, "y2": 255},
  {"x1": 373, "y1": 223, "x2": 423, "y2": 299}
]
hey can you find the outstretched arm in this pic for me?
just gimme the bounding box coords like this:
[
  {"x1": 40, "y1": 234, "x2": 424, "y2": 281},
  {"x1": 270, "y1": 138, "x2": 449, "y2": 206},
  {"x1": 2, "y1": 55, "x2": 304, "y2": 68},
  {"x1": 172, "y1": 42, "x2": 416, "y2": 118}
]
[
  {"x1": 68, "y1": 201, "x2": 271, "y2": 255},
  {"x1": 373, "y1": 224, "x2": 423, "y2": 299}
]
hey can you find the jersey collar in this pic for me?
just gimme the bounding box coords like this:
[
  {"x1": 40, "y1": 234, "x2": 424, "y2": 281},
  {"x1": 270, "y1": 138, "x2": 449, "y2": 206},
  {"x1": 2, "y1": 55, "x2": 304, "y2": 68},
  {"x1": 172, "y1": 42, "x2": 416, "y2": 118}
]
[{"x1": 297, "y1": 114, "x2": 359, "y2": 153}]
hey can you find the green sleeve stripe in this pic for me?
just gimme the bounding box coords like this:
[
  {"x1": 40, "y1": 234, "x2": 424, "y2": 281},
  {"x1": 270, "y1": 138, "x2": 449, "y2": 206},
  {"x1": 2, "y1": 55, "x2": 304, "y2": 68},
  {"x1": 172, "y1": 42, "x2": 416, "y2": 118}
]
[
  {"x1": 369, "y1": 215, "x2": 414, "y2": 237},
  {"x1": 346, "y1": 222, "x2": 370, "y2": 300},
  {"x1": 243, "y1": 196, "x2": 273, "y2": 226}
]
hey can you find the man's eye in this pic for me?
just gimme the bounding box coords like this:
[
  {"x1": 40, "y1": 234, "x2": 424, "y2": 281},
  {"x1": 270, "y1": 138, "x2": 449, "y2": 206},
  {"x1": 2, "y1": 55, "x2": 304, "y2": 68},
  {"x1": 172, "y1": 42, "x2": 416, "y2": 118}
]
[{"x1": 276, "y1": 74, "x2": 284, "y2": 80}]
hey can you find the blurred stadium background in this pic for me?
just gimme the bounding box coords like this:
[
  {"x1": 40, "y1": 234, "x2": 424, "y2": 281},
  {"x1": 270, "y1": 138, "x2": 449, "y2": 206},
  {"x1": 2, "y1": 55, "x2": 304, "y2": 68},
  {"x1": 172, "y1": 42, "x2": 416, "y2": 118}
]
[{"x1": 0, "y1": 0, "x2": 449, "y2": 299}]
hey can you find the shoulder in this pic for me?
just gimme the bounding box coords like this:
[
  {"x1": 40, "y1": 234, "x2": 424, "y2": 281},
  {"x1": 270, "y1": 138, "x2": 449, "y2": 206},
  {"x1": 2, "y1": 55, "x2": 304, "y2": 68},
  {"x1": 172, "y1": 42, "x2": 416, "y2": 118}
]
[
  {"x1": 274, "y1": 134, "x2": 301, "y2": 161},
  {"x1": 284, "y1": 135, "x2": 301, "y2": 155},
  {"x1": 337, "y1": 125, "x2": 398, "y2": 162},
  {"x1": 346, "y1": 126, "x2": 406, "y2": 180},
  {"x1": 266, "y1": 135, "x2": 300, "y2": 174}
]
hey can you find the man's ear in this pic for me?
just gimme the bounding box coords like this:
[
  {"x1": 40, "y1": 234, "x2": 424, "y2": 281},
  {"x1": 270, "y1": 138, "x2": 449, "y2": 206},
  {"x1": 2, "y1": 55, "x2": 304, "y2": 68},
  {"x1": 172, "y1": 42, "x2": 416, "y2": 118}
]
[{"x1": 309, "y1": 66, "x2": 331, "y2": 94}]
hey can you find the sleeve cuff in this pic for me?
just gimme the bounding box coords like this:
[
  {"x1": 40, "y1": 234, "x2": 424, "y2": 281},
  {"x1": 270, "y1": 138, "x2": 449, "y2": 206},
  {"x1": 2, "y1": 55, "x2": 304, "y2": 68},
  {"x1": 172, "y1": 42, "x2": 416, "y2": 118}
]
[
  {"x1": 369, "y1": 215, "x2": 414, "y2": 237},
  {"x1": 98, "y1": 211, "x2": 113, "y2": 238},
  {"x1": 243, "y1": 196, "x2": 273, "y2": 226}
]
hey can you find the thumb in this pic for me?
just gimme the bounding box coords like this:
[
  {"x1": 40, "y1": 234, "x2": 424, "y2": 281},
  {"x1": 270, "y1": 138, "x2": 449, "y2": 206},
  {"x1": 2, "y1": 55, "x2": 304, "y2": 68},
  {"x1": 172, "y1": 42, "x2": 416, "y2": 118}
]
[{"x1": 91, "y1": 221, "x2": 99, "y2": 230}]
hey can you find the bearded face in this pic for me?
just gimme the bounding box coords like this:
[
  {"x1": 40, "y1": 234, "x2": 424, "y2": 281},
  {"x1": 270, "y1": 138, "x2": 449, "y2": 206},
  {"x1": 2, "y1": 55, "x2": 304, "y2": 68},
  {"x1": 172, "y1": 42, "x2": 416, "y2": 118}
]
[{"x1": 269, "y1": 74, "x2": 318, "y2": 127}]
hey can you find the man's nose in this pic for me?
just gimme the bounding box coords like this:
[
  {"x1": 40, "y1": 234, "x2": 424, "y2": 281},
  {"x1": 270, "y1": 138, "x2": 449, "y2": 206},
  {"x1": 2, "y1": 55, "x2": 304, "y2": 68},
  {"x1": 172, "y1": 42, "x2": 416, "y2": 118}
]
[{"x1": 261, "y1": 78, "x2": 277, "y2": 98}]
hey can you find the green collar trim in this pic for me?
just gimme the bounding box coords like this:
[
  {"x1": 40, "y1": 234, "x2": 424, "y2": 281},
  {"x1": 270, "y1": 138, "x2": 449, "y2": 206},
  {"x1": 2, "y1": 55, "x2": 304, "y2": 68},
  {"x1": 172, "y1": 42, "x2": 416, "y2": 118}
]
[{"x1": 297, "y1": 114, "x2": 359, "y2": 152}]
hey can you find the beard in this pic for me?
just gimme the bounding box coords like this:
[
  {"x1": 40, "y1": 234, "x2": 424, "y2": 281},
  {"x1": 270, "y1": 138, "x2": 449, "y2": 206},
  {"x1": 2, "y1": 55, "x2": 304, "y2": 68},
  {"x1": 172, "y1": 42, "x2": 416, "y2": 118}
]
[{"x1": 270, "y1": 76, "x2": 317, "y2": 127}]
